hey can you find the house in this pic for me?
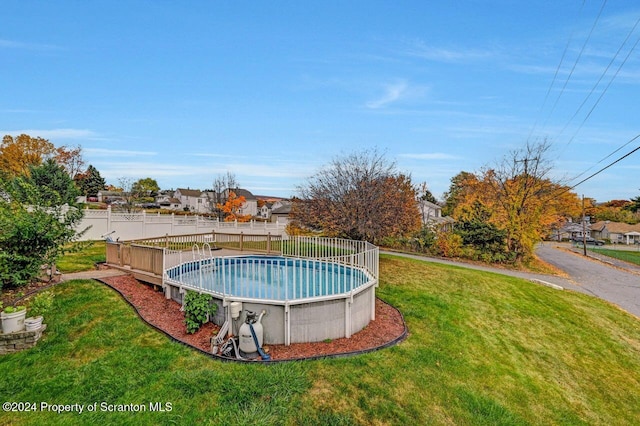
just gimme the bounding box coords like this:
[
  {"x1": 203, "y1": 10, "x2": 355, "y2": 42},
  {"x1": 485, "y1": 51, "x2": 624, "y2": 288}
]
[
  {"x1": 417, "y1": 200, "x2": 455, "y2": 230},
  {"x1": 97, "y1": 190, "x2": 125, "y2": 204},
  {"x1": 223, "y1": 188, "x2": 258, "y2": 217},
  {"x1": 556, "y1": 219, "x2": 591, "y2": 241},
  {"x1": 174, "y1": 188, "x2": 210, "y2": 213},
  {"x1": 591, "y1": 221, "x2": 640, "y2": 244},
  {"x1": 270, "y1": 201, "x2": 292, "y2": 225},
  {"x1": 157, "y1": 197, "x2": 181, "y2": 210},
  {"x1": 259, "y1": 202, "x2": 272, "y2": 219}
]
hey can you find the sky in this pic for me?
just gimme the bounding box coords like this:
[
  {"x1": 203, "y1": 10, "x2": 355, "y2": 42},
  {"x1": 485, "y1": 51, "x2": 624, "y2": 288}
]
[{"x1": 2, "y1": 1, "x2": 640, "y2": 202}]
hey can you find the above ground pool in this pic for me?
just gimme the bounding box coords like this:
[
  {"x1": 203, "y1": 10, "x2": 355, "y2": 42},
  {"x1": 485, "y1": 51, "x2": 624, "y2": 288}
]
[
  {"x1": 166, "y1": 255, "x2": 370, "y2": 301},
  {"x1": 162, "y1": 237, "x2": 379, "y2": 346}
]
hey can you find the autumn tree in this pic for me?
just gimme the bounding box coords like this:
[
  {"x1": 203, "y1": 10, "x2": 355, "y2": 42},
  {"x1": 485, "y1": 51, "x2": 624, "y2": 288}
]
[
  {"x1": 448, "y1": 141, "x2": 581, "y2": 262},
  {"x1": 54, "y1": 145, "x2": 85, "y2": 179},
  {"x1": 131, "y1": 177, "x2": 160, "y2": 202},
  {"x1": 211, "y1": 172, "x2": 239, "y2": 220},
  {"x1": 0, "y1": 134, "x2": 56, "y2": 178},
  {"x1": 290, "y1": 149, "x2": 421, "y2": 243},
  {"x1": 442, "y1": 171, "x2": 476, "y2": 216},
  {"x1": 217, "y1": 190, "x2": 251, "y2": 222},
  {"x1": 75, "y1": 165, "x2": 106, "y2": 197}
]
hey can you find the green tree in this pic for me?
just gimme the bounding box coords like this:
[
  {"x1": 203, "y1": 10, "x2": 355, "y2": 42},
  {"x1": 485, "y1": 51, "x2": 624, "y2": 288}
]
[
  {"x1": 75, "y1": 165, "x2": 106, "y2": 197},
  {"x1": 0, "y1": 161, "x2": 85, "y2": 289},
  {"x1": 626, "y1": 193, "x2": 640, "y2": 214},
  {"x1": 131, "y1": 177, "x2": 160, "y2": 202}
]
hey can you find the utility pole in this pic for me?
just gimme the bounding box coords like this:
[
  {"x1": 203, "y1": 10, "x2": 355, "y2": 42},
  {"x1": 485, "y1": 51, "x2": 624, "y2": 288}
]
[{"x1": 581, "y1": 194, "x2": 587, "y2": 256}]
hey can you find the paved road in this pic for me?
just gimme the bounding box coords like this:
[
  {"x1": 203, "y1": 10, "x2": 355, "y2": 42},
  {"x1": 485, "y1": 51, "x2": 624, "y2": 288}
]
[
  {"x1": 536, "y1": 243, "x2": 640, "y2": 318},
  {"x1": 383, "y1": 244, "x2": 640, "y2": 319}
]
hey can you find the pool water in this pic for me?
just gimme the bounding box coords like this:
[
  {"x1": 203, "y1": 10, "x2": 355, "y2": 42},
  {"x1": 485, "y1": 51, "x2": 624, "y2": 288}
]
[{"x1": 169, "y1": 255, "x2": 369, "y2": 301}]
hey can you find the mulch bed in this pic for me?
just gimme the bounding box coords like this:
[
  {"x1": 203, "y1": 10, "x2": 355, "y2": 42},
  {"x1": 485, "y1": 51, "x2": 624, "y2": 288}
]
[{"x1": 101, "y1": 274, "x2": 407, "y2": 361}]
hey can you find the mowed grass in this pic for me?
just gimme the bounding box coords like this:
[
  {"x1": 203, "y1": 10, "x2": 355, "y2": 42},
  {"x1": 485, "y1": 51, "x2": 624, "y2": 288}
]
[
  {"x1": 1, "y1": 254, "x2": 640, "y2": 425},
  {"x1": 591, "y1": 247, "x2": 640, "y2": 266},
  {"x1": 56, "y1": 241, "x2": 107, "y2": 273}
]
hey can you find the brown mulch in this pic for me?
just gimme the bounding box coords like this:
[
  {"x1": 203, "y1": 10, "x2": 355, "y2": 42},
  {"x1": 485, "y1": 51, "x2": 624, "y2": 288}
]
[{"x1": 101, "y1": 274, "x2": 407, "y2": 361}]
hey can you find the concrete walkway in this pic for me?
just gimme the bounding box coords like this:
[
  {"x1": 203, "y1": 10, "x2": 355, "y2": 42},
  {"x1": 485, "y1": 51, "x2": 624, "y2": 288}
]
[{"x1": 59, "y1": 268, "x2": 128, "y2": 282}]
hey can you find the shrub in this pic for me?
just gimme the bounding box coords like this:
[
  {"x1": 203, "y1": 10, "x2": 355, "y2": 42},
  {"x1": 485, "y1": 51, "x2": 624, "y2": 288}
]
[
  {"x1": 183, "y1": 291, "x2": 217, "y2": 334},
  {"x1": 28, "y1": 291, "x2": 54, "y2": 318}
]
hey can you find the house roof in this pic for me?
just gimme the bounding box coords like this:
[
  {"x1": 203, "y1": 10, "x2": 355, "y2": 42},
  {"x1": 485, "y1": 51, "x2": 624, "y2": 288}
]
[
  {"x1": 159, "y1": 198, "x2": 181, "y2": 205},
  {"x1": 591, "y1": 221, "x2": 640, "y2": 234},
  {"x1": 271, "y1": 203, "x2": 292, "y2": 215},
  {"x1": 176, "y1": 188, "x2": 203, "y2": 197},
  {"x1": 418, "y1": 200, "x2": 441, "y2": 210},
  {"x1": 229, "y1": 188, "x2": 256, "y2": 200}
]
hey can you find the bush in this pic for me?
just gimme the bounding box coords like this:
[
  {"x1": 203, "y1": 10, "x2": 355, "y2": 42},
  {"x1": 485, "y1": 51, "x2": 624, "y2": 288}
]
[
  {"x1": 183, "y1": 291, "x2": 217, "y2": 334},
  {"x1": 434, "y1": 231, "x2": 463, "y2": 258},
  {"x1": 28, "y1": 291, "x2": 54, "y2": 317}
]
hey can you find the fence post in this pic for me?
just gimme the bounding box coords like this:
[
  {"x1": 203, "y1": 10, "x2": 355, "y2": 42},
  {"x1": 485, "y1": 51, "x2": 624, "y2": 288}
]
[
  {"x1": 267, "y1": 233, "x2": 271, "y2": 254},
  {"x1": 239, "y1": 232, "x2": 244, "y2": 251},
  {"x1": 165, "y1": 234, "x2": 169, "y2": 248}
]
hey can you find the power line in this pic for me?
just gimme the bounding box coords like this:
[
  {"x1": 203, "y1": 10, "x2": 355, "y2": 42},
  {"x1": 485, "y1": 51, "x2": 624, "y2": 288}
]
[
  {"x1": 558, "y1": 12, "x2": 640, "y2": 144},
  {"x1": 526, "y1": 0, "x2": 586, "y2": 143},
  {"x1": 541, "y1": 0, "x2": 608, "y2": 132},
  {"x1": 545, "y1": 135, "x2": 640, "y2": 202}
]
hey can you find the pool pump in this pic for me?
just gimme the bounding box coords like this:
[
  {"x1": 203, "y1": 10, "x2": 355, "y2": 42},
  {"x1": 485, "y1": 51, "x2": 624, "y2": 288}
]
[{"x1": 239, "y1": 310, "x2": 270, "y2": 360}]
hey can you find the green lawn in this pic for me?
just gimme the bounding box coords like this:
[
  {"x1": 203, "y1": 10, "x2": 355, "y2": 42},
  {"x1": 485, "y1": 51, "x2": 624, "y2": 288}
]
[
  {"x1": 1, "y1": 254, "x2": 639, "y2": 425},
  {"x1": 55, "y1": 241, "x2": 107, "y2": 273},
  {"x1": 590, "y1": 247, "x2": 640, "y2": 266}
]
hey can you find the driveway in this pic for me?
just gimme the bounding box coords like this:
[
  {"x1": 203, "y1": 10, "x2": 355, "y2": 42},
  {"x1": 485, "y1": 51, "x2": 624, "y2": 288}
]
[{"x1": 383, "y1": 244, "x2": 640, "y2": 319}]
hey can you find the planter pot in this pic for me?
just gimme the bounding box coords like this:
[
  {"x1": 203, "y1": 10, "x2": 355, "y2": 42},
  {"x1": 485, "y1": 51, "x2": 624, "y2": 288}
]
[
  {"x1": 25, "y1": 316, "x2": 44, "y2": 332},
  {"x1": 1, "y1": 309, "x2": 27, "y2": 334}
]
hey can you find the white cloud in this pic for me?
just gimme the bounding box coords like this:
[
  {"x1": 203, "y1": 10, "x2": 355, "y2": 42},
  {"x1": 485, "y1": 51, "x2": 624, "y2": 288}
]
[
  {"x1": 2, "y1": 128, "x2": 97, "y2": 140},
  {"x1": 404, "y1": 40, "x2": 495, "y2": 63},
  {"x1": 366, "y1": 81, "x2": 409, "y2": 109},
  {"x1": 85, "y1": 148, "x2": 157, "y2": 157},
  {"x1": 0, "y1": 39, "x2": 61, "y2": 51}
]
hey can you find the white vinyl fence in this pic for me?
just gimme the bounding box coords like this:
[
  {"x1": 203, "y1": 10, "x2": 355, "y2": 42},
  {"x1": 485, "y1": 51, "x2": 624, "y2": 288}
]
[{"x1": 78, "y1": 207, "x2": 287, "y2": 241}]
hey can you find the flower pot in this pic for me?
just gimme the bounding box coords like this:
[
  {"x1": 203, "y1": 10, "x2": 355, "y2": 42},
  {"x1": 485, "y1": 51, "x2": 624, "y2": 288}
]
[
  {"x1": 25, "y1": 316, "x2": 43, "y2": 331},
  {"x1": 1, "y1": 309, "x2": 27, "y2": 334}
]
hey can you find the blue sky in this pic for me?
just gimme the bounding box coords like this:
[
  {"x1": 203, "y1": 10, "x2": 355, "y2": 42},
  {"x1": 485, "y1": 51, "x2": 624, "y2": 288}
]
[{"x1": 2, "y1": 1, "x2": 640, "y2": 202}]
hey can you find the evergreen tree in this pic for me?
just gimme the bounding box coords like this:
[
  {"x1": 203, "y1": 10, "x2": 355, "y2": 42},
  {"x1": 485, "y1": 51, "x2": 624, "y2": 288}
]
[
  {"x1": 75, "y1": 165, "x2": 106, "y2": 197},
  {"x1": 0, "y1": 161, "x2": 85, "y2": 289}
]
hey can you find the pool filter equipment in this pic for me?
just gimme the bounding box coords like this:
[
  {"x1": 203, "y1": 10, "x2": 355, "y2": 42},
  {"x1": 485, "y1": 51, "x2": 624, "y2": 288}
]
[{"x1": 239, "y1": 310, "x2": 268, "y2": 359}]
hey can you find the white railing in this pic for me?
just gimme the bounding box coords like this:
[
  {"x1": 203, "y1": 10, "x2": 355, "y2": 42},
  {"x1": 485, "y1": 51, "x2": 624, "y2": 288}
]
[{"x1": 163, "y1": 236, "x2": 379, "y2": 305}]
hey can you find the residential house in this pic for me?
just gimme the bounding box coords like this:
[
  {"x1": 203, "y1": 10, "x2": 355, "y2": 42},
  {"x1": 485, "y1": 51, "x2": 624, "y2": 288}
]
[
  {"x1": 417, "y1": 200, "x2": 455, "y2": 230},
  {"x1": 223, "y1": 188, "x2": 258, "y2": 217},
  {"x1": 591, "y1": 221, "x2": 640, "y2": 244},
  {"x1": 97, "y1": 190, "x2": 125, "y2": 204},
  {"x1": 259, "y1": 202, "x2": 272, "y2": 220},
  {"x1": 556, "y1": 219, "x2": 591, "y2": 241},
  {"x1": 157, "y1": 197, "x2": 181, "y2": 210},
  {"x1": 270, "y1": 201, "x2": 292, "y2": 225},
  {"x1": 174, "y1": 188, "x2": 210, "y2": 213}
]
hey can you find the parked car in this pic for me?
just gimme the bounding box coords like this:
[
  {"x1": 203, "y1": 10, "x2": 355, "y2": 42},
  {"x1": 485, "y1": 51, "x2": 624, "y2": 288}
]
[{"x1": 572, "y1": 237, "x2": 605, "y2": 246}]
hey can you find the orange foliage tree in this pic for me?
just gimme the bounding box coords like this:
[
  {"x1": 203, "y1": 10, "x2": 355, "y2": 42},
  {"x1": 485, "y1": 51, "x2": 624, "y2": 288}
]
[
  {"x1": 217, "y1": 191, "x2": 251, "y2": 222},
  {"x1": 54, "y1": 145, "x2": 85, "y2": 179},
  {"x1": 448, "y1": 142, "x2": 581, "y2": 262},
  {"x1": 0, "y1": 134, "x2": 56, "y2": 178}
]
